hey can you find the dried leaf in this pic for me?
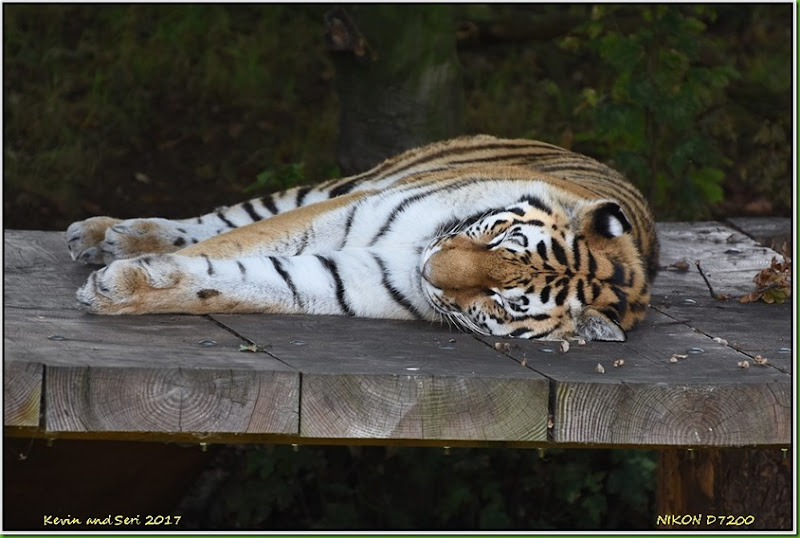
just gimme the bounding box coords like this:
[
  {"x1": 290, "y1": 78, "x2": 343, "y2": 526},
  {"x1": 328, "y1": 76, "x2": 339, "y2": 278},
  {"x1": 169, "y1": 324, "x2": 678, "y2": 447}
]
[{"x1": 739, "y1": 255, "x2": 792, "y2": 304}]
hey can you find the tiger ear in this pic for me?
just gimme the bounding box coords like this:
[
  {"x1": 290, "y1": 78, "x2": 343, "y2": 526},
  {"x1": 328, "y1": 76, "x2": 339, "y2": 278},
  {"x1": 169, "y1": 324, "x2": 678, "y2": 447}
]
[
  {"x1": 576, "y1": 307, "x2": 626, "y2": 342},
  {"x1": 588, "y1": 201, "x2": 632, "y2": 239}
]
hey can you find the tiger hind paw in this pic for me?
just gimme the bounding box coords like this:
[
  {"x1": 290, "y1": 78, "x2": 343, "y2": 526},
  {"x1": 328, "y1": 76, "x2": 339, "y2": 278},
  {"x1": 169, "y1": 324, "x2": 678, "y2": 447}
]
[{"x1": 66, "y1": 217, "x2": 196, "y2": 265}]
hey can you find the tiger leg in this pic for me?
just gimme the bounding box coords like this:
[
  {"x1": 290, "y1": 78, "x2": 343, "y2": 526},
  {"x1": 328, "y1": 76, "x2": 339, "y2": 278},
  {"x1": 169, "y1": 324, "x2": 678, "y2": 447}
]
[
  {"x1": 66, "y1": 187, "x2": 371, "y2": 264},
  {"x1": 76, "y1": 249, "x2": 430, "y2": 319}
]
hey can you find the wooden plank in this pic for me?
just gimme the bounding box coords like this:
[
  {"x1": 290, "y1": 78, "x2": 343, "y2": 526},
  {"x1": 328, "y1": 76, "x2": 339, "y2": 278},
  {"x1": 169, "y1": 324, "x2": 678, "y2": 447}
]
[
  {"x1": 2, "y1": 227, "x2": 791, "y2": 448},
  {"x1": 653, "y1": 221, "x2": 792, "y2": 371},
  {"x1": 45, "y1": 366, "x2": 298, "y2": 434},
  {"x1": 4, "y1": 361, "x2": 42, "y2": 427},
  {"x1": 4, "y1": 229, "x2": 94, "y2": 310},
  {"x1": 4, "y1": 307, "x2": 300, "y2": 434},
  {"x1": 478, "y1": 309, "x2": 791, "y2": 447},
  {"x1": 726, "y1": 216, "x2": 792, "y2": 249},
  {"x1": 656, "y1": 221, "x2": 779, "y2": 296},
  {"x1": 213, "y1": 314, "x2": 549, "y2": 442}
]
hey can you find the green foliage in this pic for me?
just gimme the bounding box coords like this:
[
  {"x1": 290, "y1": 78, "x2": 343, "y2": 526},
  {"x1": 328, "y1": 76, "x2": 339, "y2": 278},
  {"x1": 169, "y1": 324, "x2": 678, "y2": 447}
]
[
  {"x1": 3, "y1": 5, "x2": 337, "y2": 227},
  {"x1": 569, "y1": 6, "x2": 738, "y2": 219},
  {"x1": 243, "y1": 163, "x2": 307, "y2": 194},
  {"x1": 197, "y1": 445, "x2": 656, "y2": 530}
]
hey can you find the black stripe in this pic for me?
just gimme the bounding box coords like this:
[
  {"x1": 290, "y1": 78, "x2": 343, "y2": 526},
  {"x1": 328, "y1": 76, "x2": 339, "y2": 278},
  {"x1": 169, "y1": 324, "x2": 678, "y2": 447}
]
[
  {"x1": 588, "y1": 251, "x2": 597, "y2": 275},
  {"x1": 551, "y1": 239, "x2": 568, "y2": 267},
  {"x1": 555, "y1": 281, "x2": 570, "y2": 306},
  {"x1": 316, "y1": 255, "x2": 354, "y2": 315},
  {"x1": 449, "y1": 151, "x2": 566, "y2": 167},
  {"x1": 610, "y1": 263, "x2": 627, "y2": 285},
  {"x1": 371, "y1": 254, "x2": 426, "y2": 320},
  {"x1": 340, "y1": 206, "x2": 358, "y2": 248},
  {"x1": 509, "y1": 326, "x2": 553, "y2": 339},
  {"x1": 519, "y1": 195, "x2": 552, "y2": 215},
  {"x1": 295, "y1": 186, "x2": 312, "y2": 207},
  {"x1": 241, "y1": 201, "x2": 262, "y2": 222},
  {"x1": 260, "y1": 195, "x2": 279, "y2": 215},
  {"x1": 365, "y1": 140, "x2": 550, "y2": 185},
  {"x1": 536, "y1": 240, "x2": 548, "y2": 261},
  {"x1": 576, "y1": 278, "x2": 586, "y2": 304},
  {"x1": 329, "y1": 178, "x2": 360, "y2": 198},
  {"x1": 237, "y1": 261, "x2": 246, "y2": 277},
  {"x1": 202, "y1": 255, "x2": 215, "y2": 276},
  {"x1": 270, "y1": 257, "x2": 302, "y2": 309},
  {"x1": 539, "y1": 286, "x2": 551, "y2": 304},
  {"x1": 369, "y1": 179, "x2": 477, "y2": 246},
  {"x1": 591, "y1": 282, "x2": 602, "y2": 300},
  {"x1": 572, "y1": 235, "x2": 582, "y2": 271},
  {"x1": 216, "y1": 211, "x2": 237, "y2": 229}
]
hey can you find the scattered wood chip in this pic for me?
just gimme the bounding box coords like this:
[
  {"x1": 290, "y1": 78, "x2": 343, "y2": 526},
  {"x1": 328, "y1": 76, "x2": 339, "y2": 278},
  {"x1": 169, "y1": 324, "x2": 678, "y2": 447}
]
[
  {"x1": 559, "y1": 340, "x2": 570, "y2": 353},
  {"x1": 494, "y1": 342, "x2": 511, "y2": 352},
  {"x1": 595, "y1": 363, "x2": 605, "y2": 374},
  {"x1": 670, "y1": 260, "x2": 690, "y2": 271},
  {"x1": 613, "y1": 359, "x2": 625, "y2": 368},
  {"x1": 520, "y1": 358, "x2": 527, "y2": 367},
  {"x1": 754, "y1": 355, "x2": 769, "y2": 366},
  {"x1": 669, "y1": 353, "x2": 688, "y2": 363},
  {"x1": 547, "y1": 415, "x2": 554, "y2": 429},
  {"x1": 576, "y1": 337, "x2": 587, "y2": 346},
  {"x1": 737, "y1": 360, "x2": 750, "y2": 369},
  {"x1": 713, "y1": 337, "x2": 728, "y2": 345},
  {"x1": 239, "y1": 343, "x2": 269, "y2": 352}
]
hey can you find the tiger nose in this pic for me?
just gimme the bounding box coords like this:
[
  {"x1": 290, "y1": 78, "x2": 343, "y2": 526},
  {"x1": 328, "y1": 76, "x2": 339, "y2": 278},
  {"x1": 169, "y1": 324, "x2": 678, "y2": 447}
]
[{"x1": 422, "y1": 246, "x2": 498, "y2": 290}]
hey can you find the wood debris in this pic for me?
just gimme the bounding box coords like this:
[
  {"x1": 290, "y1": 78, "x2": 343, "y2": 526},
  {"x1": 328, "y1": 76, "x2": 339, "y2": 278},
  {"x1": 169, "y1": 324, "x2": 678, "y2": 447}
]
[{"x1": 740, "y1": 245, "x2": 792, "y2": 304}]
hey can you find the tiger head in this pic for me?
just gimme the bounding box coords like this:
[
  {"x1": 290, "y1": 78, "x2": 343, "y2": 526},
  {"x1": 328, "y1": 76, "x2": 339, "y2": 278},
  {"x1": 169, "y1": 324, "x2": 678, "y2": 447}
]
[{"x1": 420, "y1": 195, "x2": 651, "y2": 341}]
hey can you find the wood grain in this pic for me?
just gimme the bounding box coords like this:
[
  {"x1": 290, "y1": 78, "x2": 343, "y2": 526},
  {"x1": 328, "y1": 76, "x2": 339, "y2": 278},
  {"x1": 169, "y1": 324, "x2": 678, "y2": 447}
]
[
  {"x1": 215, "y1": 314, "x2": 549, "y2": 441},
  {"x1": 45, "y1": 366, "x2": 298, "y2": 434},
  {"x1": 4, "y1": 361, "x2": 42, "y2": 427}
]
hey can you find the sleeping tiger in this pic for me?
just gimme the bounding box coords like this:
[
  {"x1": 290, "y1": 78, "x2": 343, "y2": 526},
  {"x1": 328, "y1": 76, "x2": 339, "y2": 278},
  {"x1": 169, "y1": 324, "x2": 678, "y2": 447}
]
[{"x1": 66, "y1": 135, "x2": 659, "y2": 341}]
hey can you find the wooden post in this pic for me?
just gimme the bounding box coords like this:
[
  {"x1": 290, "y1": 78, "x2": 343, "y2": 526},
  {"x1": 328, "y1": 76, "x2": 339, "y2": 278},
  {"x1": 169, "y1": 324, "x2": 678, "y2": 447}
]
[
  {"x1": 657, "y1": 448, "x2": 792, "y2": 530},
  {"x1": 324, "y1": 6, "x2": 464, "y2": 174}
]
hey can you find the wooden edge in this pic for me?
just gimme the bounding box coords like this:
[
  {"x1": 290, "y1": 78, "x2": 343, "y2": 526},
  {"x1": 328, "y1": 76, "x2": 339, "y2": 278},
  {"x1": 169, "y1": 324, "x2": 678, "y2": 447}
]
[
  {"x1": 552, "y1": 379, "x2": 792, "y2": 446},
  {"x1": 43, "y1": 366, "x2": 300, "y2": 435},
  {"x1": 4, "y1": 361, "x2": 43, "y2": 427},
  {"x1": 299, "y1": 373, "x2": 549, "y2": 441}
]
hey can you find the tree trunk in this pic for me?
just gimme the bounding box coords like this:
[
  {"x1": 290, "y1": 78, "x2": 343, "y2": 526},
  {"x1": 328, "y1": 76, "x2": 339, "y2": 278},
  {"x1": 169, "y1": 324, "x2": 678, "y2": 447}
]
[
  {"x1": 657, "y1": 448, "x2": 792, "y2": 530},
  {"x1": 325, "y1": 6, "x2": 464, "y2": 174}
]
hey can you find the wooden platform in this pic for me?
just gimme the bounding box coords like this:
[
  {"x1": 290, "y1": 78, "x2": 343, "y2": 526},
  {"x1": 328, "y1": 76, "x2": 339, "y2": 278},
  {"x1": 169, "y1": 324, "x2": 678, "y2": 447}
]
[{"x1": 3, "y1": 221, "x2": 793, "y2": 448}]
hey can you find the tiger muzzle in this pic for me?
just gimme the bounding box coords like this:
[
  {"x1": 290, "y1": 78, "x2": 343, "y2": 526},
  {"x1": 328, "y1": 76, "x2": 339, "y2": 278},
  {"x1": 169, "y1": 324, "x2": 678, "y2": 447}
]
[{"x1": 422, "y1": 239, "x2": 502, "y2": 291}]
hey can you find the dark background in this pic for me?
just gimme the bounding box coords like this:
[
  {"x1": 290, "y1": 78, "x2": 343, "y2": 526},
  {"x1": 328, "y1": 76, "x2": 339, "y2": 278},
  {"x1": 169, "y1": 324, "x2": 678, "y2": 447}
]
[{"x1": 4, "y1": 5, "x2": 793, "y2": 230}]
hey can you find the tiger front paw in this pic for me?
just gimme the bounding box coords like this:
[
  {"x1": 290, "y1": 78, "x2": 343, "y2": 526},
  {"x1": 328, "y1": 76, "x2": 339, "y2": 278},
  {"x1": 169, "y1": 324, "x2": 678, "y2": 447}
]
[
  {"x1": 76, "y1": 255, "x2": 184, "y2": 314},
  {"x1": 67, "y1": 217, "x2": 194, "y2": 265}
]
